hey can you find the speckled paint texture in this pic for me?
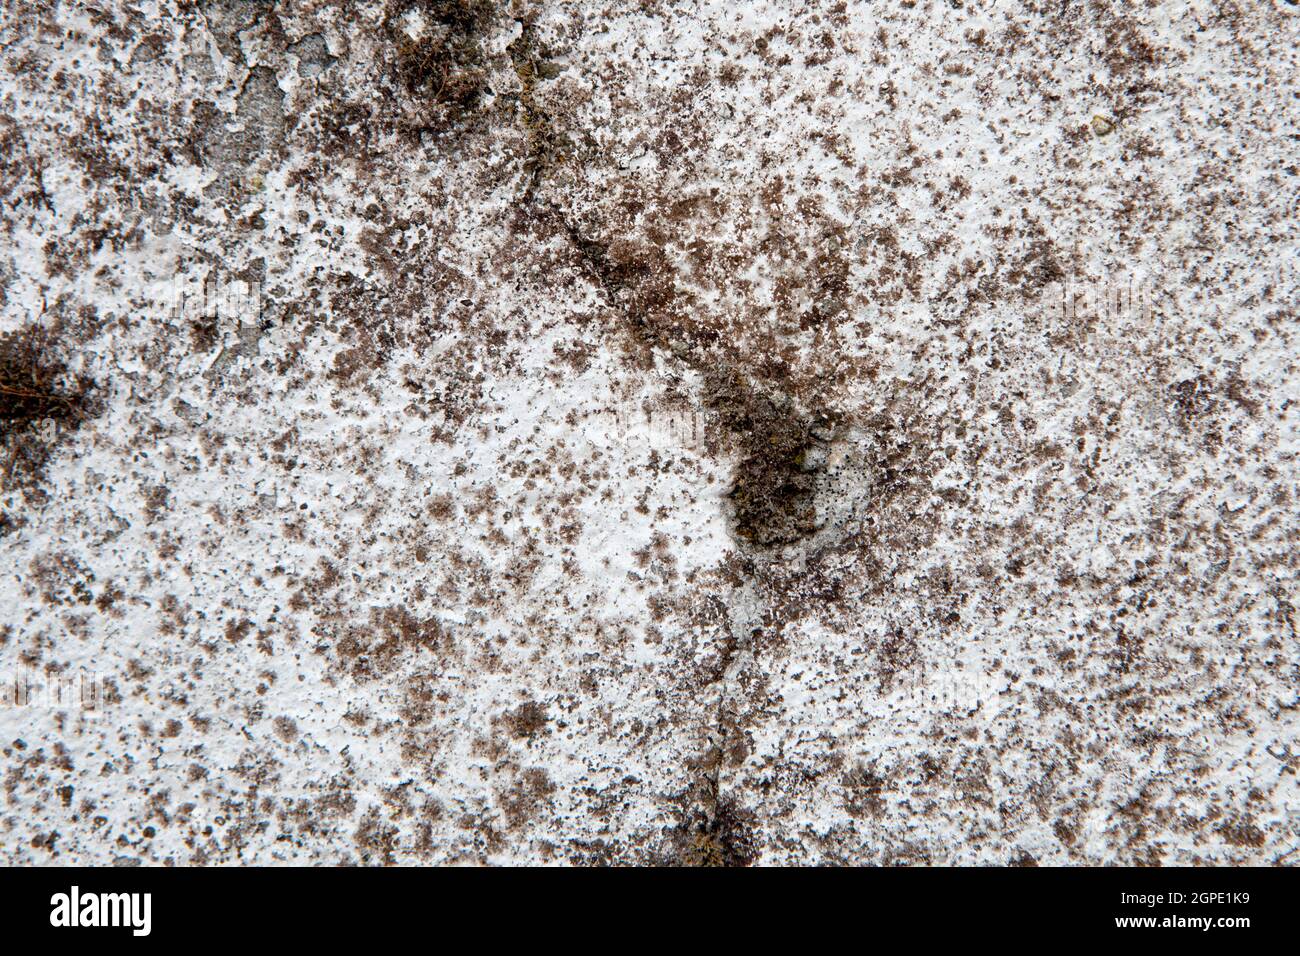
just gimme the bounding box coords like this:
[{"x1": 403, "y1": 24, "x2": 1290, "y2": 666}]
[{"x1": 0, "y1": 0, "x2": 1297, "y2": 865}]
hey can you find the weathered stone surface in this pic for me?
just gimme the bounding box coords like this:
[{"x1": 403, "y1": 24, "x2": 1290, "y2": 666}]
[{"x1": 0, "y1": 0, "x2": 1296, "y2": 865}]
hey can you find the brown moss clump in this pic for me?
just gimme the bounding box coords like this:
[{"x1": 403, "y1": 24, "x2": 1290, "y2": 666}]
[
  {"x1": 669, "y1": 798, "x2": 758, "y2": 867},
  {"x1": 335, "y1": 604, "x2": 454, "y2": 681},
  {"x1": 507, "y1": 19, "x2": 571, "y2": 192},
  {"x1": 502, "y1": 699, "x2": 548, "y2": 740},
  {"x1": 0, "y1": 325, "x2": 95, "y2": 502},
  {"x1": 677, "y1": 832, "x2": 727, "y2": 866},
  {"x1": 703, "y1": 367, "x2": 833, "y2": 548},
  {"x1": 385, "y1": 0, "x2": 497, "y2": 128}
]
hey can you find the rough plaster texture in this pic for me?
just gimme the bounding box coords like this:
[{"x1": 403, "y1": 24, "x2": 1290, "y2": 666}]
[{"x1": 0, "y1": 0, "x2": 1297, "y2": 865}]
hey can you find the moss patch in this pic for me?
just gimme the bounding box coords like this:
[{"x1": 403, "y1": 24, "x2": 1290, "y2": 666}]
[
  {"x1": 668, "y1": 796, "x2": 758, "y2": 867},
  {"x1": 385, "y1": 0, "x2": 497, "y2": 129},
  {"x1": 703, "y1": 367, "x2": 833, "y2": 548},
  {"x1": 507, "y1": 18, "x2": 570, "y2": 194},
  {"x1": 0, "y1": 325, "x2": 95, "y2": 503}
]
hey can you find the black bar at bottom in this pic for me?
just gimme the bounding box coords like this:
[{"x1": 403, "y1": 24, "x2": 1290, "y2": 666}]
[{"x1": 0, "y1": 865, "x2": 1285, "y2": 944}]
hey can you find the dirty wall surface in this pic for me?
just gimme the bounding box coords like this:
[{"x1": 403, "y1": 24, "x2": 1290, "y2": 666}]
[{"x1": 0, "y1": 0, "x2": 1297, "y2": 864}]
